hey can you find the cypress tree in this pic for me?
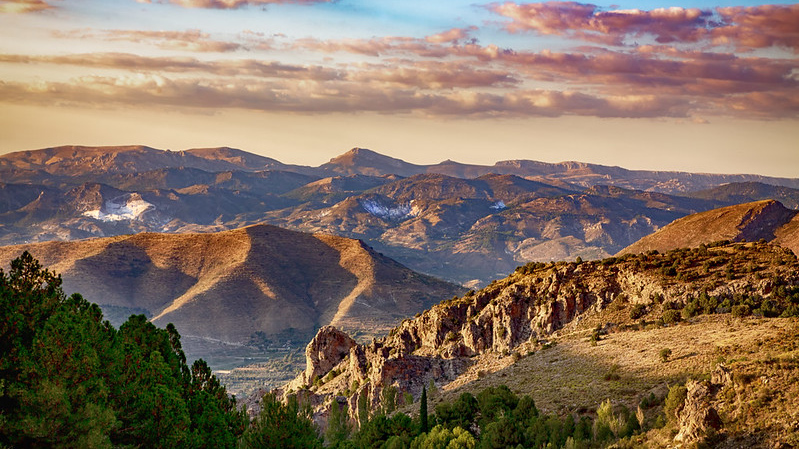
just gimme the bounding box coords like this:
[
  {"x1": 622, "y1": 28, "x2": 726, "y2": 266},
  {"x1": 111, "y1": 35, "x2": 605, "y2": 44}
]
[{"x1": 420, "y1": 385, "x2": 428, "y2": 434}]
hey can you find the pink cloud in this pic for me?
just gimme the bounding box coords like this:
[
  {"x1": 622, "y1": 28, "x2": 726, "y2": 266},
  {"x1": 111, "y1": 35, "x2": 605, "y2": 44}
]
[
  {"x1": 348, "y1": 61, "x2": 518, "y2": 89},
  {"x1": 714, "y1": 4, "x2": 799, "y2": 52},
  {"x1": 0, "y1": 0, "x2": 56, "y2": 13},
  {"x1": 425, "y1": 27, "x2": 478, "y2": 44},
  {"x1": 292, "y1": 37, "x2": 454, "y2": 58},
  {"x1": 489, "y1": 1, "x2": 712, "y2": 45},
  {"x1": 0, "y1": 75, "x2": 695, "y2": 118},
  {"x1": 489, "y1": 1, "x2": 799, "y2": 51},
  {"x1": 0, "y1": 53, "x2": 342, "y2": 80},
  {"x1": 162, "y1": 0, "x2": 331, "y2": 9},
  {"x1": 56, "y1": 29, "x2": 242, "y2": 53}
]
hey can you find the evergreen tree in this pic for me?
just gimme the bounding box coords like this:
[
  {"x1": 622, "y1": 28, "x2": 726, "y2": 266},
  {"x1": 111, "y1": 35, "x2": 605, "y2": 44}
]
[
  {"x1": 420, "y1": 386, "x2": 428, "y2": 434},
  {"x1": 0, "y1": 252, "x2": 246, "y2": 448},
  {"x1": 326, "y1": 399, "x2": 351, "y2": 447},
  {"x1": 240, "y1": 393, "x2": 322, "y2": 449},
  {"x1": 0, "y1": 252, "x2": 116, "y2": 447},
  {"x1": 358, "y1": 391, "x2": 370, "y2": 428}
]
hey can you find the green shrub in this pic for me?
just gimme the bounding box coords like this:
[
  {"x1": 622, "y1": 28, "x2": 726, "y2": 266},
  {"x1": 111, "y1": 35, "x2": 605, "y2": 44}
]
[
  {"x1": 731, "y1": 304, "x2": 751, "y2": 318},
  {"x1": 604, "y1": 364, "x2": 621, "y2": 381},
  {"x1": 664, "y1": 384, "x2": 687, "y2": 423},
  {"x1": 659, "y1": 348, "x2": 672, "y2": 363},
  {"x1": 780, "y1": 304, "x2": 799, "y2": 318},
  {"x1": 681, "y1": 301, "x2": 699, "y2": 320},
  {"x1": 662, "y1": 309, "x2": 681, "y2": 325},
  {"x1": 639, "y1": 392, "x2": 659, "y2": 409},
  {"x1": 630, "y1": 304, "x2": 647, "y2": 320}
]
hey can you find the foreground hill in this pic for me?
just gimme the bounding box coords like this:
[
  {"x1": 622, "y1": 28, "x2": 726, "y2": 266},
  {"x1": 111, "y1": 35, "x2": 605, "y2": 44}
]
[
  {"x1": 0, "y1": 224, "x2": 464, "y2": 346},
  {"x1": 274, "y1": 240, "x2": 799, "y2": 446},
  {"x1": 617, "y1": 199, "x2": 799, "y2": 256}
]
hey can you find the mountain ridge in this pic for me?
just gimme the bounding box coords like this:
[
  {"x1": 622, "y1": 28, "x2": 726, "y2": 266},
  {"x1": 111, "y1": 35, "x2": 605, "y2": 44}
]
[
  {"x1": 3, "y1": 145, "x2": 799, "y2": 285},
  {"x1": 617, "y1": 199, "x2": 799, "y2": 256},
  {"x1": 273, "y1": 238, "x2": 799, "y2": 437},
  {"x1": 4, "y1": 145, "x2": 799, "y2": 192},
  {"x1": 0, "y1": 224, "x2": 464, "y2": 346}
]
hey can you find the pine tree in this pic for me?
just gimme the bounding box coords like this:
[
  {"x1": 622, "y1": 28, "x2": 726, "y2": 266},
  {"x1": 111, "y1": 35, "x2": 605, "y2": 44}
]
[
  {"x1": 240, "y1": 393, "x2": 322, "y2": 449},
  {"x1": 325, "y1": 399, "x2": 351, "y2": 446},
  {"x1": 420, "y1": 386, "x2": 428, "y2": 434}
]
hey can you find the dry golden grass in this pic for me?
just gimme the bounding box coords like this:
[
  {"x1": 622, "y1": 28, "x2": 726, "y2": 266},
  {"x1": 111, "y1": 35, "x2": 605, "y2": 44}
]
[{"x1": 419, "y1": 312, "x2": 799, "y2": 447}]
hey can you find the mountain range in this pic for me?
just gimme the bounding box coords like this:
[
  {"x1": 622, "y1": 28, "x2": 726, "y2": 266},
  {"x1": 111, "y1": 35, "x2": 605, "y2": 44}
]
[
  {"x1": 0, "y1": 224, "x2": 463, "y2": 346},
  {"x1": 3, "y1": 145, "x2": 799, "y2": 286}
]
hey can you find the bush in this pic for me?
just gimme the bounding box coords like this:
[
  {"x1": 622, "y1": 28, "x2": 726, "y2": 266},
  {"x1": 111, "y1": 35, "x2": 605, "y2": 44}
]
[
  {"x1": 604, "y1": 364, "x2": 621, "y2": 381},
  {"x1": 664, "y1": 385, "x2": 687, "y2": 423},
  {"x1": 659, "y1": 348, "x2": 672, "y2": 363},
  {"x1": 639, "y1": 392, "x2": 659, "y2": 409},
  {"x1": 780, "y1": 304, "x2": 799, "y2": 318},
  {"x1": 629, "y1": 304, "x2": 647, "y2": 320},
  {"x1": 731, "y1": 304, "x2": 751, "y2": 318},
  {"x1": 681, "y1": 301, "x2": 699, "y2": 320},
  {"x1": 662, "y1": 309, "x2": 681, "y2": 325}
]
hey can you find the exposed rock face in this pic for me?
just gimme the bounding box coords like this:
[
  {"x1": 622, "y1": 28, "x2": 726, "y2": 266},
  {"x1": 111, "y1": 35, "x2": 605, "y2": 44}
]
[
  {"x1": 281, "y1": 242, "x2": 799, "y2": 427},
  {"x1": 675, "y1": 380, "x2": 722, "y2": 444},
  {"x1": 301, "y1": 326, "x2": 357, "y2": 387}
]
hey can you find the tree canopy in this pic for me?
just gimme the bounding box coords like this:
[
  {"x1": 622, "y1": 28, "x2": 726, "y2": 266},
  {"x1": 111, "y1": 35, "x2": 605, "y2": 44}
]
[{"x1": 0, "y1": 251, "x2": 248, "y2": 447}]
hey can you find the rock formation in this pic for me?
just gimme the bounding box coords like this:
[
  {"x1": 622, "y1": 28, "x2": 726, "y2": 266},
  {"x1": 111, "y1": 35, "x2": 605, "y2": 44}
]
[
  {"x1": 278, "y1": 242, "x2": 799, "y2": 426},
  {"x1": 674, "y1": 380, "x2": 722, "y2": 444}
]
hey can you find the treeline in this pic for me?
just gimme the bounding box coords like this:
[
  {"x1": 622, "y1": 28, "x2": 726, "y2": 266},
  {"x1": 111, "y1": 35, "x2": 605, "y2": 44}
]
[
  {"x1": 0, "y1": 252, "x2": 248, "y2": 447},
  {"x1": 256, "y1": 383, "x2": 661, "y2": 449}
]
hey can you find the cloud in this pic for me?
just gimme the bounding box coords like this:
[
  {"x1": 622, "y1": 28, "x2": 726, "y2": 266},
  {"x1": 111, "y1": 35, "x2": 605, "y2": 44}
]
[
  {"x1": 489, "y1": 1, "x2": 712, "y2": 45},
  {"x1": 293, "y1": 37, "x2": 454, "y2": 58},
  {"x1": 0, "y1": 71, "x2": 748, "y2": 120},
  {"x1": 0, "y1": 52, "x2": 342, "y2": 80},
  {"x1": 55, "y1": 29, "x2": 242, "y2": 53},
  {"x1": 425, "y1": 27, "x2": 478, "y2": 44},
  {"x1": 488, "y1": 1, "x2": 799, "y2": 51},
  {"x1": 347, "y1": 61, "x2": 519, "y2": 89},
  {"x1": 0, "y1": 0, "x2": 56, "y2": 13},
  {"x1": 1, "y1": 4, "x2": 795, "y2": 122},
  {"x1": 155, "y1": 0, "x2": 332, "y2": 9},
  {"x1": 714, "y1": 4, "x2": 799, "y2": 52}
]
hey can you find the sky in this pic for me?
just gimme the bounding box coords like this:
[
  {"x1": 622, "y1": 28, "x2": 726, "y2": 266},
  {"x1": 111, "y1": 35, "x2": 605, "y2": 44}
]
[{"x1": 0, "y1": 0, "x2": 797, "y2": 177}]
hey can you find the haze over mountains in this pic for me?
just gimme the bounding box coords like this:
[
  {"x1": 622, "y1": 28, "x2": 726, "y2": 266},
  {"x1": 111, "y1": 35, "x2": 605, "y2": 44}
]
[{"x1": 2, "y1": 145, "x2": 799, "y2": 286}]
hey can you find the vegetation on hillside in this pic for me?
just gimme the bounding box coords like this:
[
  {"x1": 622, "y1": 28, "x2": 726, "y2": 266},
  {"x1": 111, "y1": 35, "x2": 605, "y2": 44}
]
[
  {"x1": 0, "y1": 251, "x2": 248, "y2": 447},
  {"x1": 3, "y1": 238, "x2": 799, "y2": 447}
]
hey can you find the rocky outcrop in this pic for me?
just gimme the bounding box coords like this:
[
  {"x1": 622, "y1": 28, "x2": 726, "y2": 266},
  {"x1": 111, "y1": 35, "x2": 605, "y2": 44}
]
[
  {"x1": 280, "y1": 242, "x2": 799, "y2": 427},
  {"x1": 297, "y1": 326, "x2": 357, "y2": 388},
  {"x1": 675, "y1": 380, "x2": 722, "y2": 444}
]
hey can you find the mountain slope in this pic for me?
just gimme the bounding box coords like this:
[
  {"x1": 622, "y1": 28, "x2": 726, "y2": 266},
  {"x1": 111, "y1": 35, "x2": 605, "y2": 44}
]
[
  {"x1": 4, "y1": 145, "x2": 799, "y2": 193},
  {"x1": 0, "y1": 224, "x2": 464, "y2": 343},
  {"x1": 0, "y1": 145, "x2": 292, "y2": 181},
  {"x1": 275, "y1": 240, "x2": 799, "y2": 443},
  {"x1": 617, "y1": 200, "x2": 799, "y2": 256},
  {"x1": 269, "y1": 174, "x2": 721, "y2": 284}
]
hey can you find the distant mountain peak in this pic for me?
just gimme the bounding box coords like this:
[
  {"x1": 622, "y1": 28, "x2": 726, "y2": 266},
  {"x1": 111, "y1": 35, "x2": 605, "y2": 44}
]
[{"x1": 322, "y1": 147, "x2": 422, "y2": 176}]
